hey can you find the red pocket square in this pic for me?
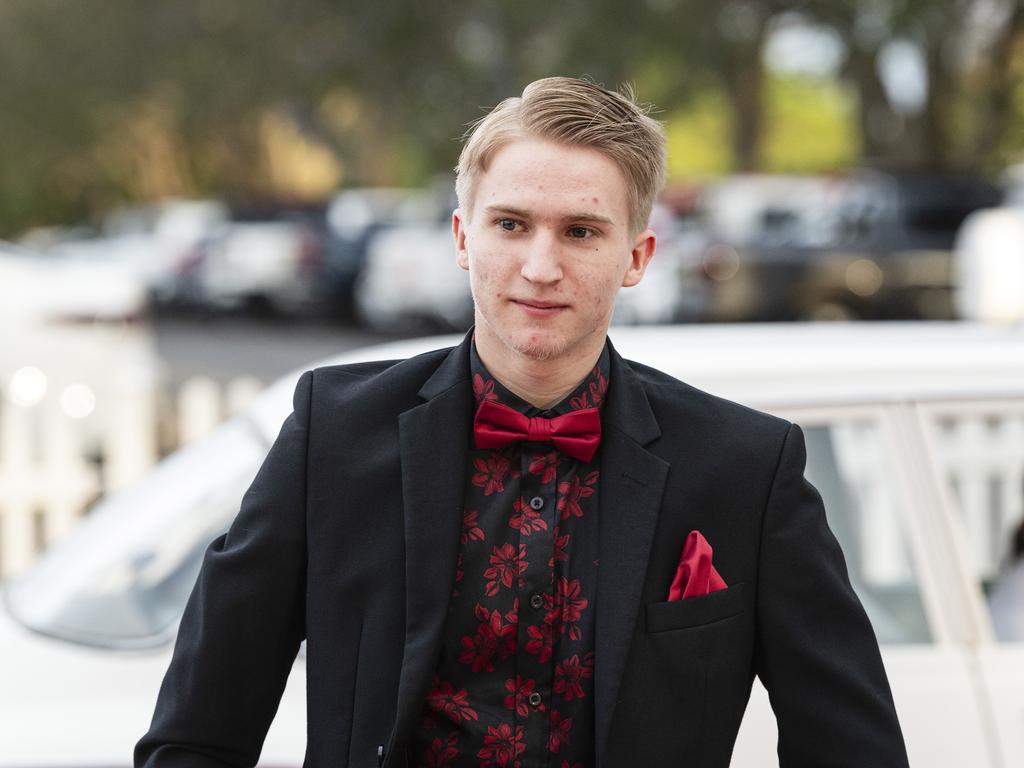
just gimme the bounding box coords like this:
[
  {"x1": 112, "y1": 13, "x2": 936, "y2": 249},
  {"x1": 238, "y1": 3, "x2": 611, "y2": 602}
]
[{"x1": 667, "y1": 530, "x2": 728, "y2": 601}]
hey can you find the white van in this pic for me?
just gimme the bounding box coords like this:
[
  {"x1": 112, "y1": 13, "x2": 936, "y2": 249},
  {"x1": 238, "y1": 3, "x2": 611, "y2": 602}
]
[{"x1": 4, "y1": 322, "x2": 1023, "y2": 766}]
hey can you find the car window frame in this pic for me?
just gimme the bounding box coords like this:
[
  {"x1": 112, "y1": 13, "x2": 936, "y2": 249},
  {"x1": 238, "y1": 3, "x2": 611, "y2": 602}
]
[
  {"x1": 914, "y1": 396, "x2": 1024, "y2": 646},
  {"x1": 768, "y1": 402, "x2": 961, "y2": 646}
]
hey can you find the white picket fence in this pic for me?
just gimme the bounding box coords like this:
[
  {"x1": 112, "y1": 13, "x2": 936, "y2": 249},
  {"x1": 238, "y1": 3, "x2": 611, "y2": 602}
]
[
  {"x1": 930, "y1": 413, "x2": 1024, "y2": 578},
  {"x1": 0, "y1": 372, "x2": 262, "y2": 579},
  {"x1": 0, "y1": 323, "x2": 263, "y2": 579}
]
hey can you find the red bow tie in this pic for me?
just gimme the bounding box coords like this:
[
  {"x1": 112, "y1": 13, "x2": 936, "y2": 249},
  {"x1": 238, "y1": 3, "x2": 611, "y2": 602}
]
[{"x1": 473, "y1": 399, "x2": 602, "y2": 462}]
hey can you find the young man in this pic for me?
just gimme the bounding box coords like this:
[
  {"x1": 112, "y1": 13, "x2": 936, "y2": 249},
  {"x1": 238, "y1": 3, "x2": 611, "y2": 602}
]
[{"x1": 136, "y1": 77, "x2": 909, "y2": 767}]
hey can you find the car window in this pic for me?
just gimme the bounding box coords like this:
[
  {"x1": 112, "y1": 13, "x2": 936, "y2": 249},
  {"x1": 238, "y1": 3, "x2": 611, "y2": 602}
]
[
  {"x1": 801, "y1": 419, "x2": 932, "y2": 644},
  {"x1": 920, "y1": 402, "x2": 1024, "y2": 643},
  {"x1": 4, "y1": 417, "x2": 268, "y2": 649}
]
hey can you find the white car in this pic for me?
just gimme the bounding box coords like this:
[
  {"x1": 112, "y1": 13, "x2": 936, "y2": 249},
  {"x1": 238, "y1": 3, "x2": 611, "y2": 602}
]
[
  {"x1": 32, "y1": 200, "x2": 230, "y2": 309},
  {"x1": 4, "y1": 322, "x2": 1024, "y2": 766},
  {"x1": 0, "y1": 242, "x2": 148, "y2": 325},
  {"x1": 354, "y1": 219, "x2": 474, "y2": 331},
  {"x1": 197, "y1": 219, "x2": 325, "y2": 314},
  {"x1": 953, "y1": 206, "x2": 1024, "y2": 322}
]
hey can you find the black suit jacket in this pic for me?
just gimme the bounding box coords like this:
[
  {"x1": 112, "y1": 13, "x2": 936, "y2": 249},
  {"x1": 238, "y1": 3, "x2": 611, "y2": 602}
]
[{"x1": 136, "y1": 332, "x2": 909, "y2": 767}]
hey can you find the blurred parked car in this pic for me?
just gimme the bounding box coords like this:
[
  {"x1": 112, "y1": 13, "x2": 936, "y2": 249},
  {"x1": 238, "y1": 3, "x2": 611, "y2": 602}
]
[
  {"x1": 102, "y1": 199, "x2": 229, "y2": 307},
  {"x1": 953, "y1": 206, "x2": 1024, "y2": 322},
  {"x1": 952, "y1": 160, "x2": 1024, "y2": 323},
  {"x1": 324, "y1": 188, "x2": 435, "y2": 321},
  {"x1": 612, "y1": 203, "x2": 710, "y2": 324},
  {"x1": 351, "y1": 185, "x2": 474, "y2": 331},
  {"x1": 696, "y1": 171, "x2": 1002, "y2": 321},
  {"x1": 195, "y1": 204, "x2": 327, "y2": 316},
  {"x1": 354, "y1": 216, "x2": 474, "y2": 331},
  {"x1": 24, "y1": 200, "x2": 229, "y2": 311},
  {"x1": 4, "y1": 323, "x2": 1024, "y2": 766},
  {"x1": 0, "y1": 241, "x2": 148, "y2": 325}
]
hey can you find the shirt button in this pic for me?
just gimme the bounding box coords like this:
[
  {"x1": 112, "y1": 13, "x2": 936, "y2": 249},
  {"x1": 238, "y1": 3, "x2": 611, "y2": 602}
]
[
  {"x1": 530, "y1": 593, "x2": 544, "y2": 610},
  {"x1": 528, "y1": 692, "x2": 543, "y2": 708},
  {"x1": 529, "y1": 496, "x2": 544, "y2": 510}
]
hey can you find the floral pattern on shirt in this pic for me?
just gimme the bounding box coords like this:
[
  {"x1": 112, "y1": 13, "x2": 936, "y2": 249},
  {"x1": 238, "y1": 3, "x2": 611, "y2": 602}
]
[{"x1": 409, "y1": 341, "x2": 609, "y2": 768}]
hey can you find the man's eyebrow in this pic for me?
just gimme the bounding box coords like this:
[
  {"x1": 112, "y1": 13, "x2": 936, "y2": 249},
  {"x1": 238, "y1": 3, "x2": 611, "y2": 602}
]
[{"x1": 482, "y1": 204, "x2": 615, "y2": 225}]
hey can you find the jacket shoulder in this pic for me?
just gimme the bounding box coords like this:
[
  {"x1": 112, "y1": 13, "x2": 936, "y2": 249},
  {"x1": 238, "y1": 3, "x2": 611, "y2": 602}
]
[
  {"x1": 625, "y1": 358, "x2": 791, "y2": 445},
  {"x1": 307, "y1": 345, "x2": 454, "y2": 409}
]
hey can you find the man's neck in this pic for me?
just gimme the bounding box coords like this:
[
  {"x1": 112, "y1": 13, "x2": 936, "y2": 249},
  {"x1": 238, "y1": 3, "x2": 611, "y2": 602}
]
[{"x1": 474, "y1": 332, "x2": 605, "y2": 411}]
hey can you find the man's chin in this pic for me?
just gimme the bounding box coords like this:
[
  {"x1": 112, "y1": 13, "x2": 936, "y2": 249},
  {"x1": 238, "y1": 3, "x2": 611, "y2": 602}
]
[{"x1": 503, "y1": 331, "x2": 570, "y2": 363}]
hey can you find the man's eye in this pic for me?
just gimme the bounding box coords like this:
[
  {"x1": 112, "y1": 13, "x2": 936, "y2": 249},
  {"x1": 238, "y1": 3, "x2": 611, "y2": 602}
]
[
  {"x1": 568, "y1": 226, "x2": 591, "y2": 239},
  {"x1": 498, "y1": 218, "x2": 518, "y2": 231}
]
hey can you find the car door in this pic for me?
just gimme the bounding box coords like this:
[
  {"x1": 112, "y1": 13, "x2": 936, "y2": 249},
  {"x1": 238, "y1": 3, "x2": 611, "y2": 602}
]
[
  {"x1": 916, "y1": 398, "x2": 1024, "y2": 768},
  {"x1": 0, "y1": 414, "x2": 309, "y2": 766},
  {"x1": 730, "y1": 404, "x2": 996, "y2": 768}
]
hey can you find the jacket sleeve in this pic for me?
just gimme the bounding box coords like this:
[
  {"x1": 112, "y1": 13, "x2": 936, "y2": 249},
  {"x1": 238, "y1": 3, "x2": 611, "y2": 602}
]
[
  {"x1": 753, "y1": 422, "x2": 910, "y2": 767},
  {"x1": 135, "y1": 371, "x2": 313, "y2": 767}
]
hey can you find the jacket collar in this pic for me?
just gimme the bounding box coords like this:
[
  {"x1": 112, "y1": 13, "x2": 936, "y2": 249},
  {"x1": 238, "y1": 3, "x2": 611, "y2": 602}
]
[
  {"x1": 602, "y1": 335, "x2": 661, "y2": 446},
  {"x1": 416, "y1": 327, "x2": 474, "y2": 400}
]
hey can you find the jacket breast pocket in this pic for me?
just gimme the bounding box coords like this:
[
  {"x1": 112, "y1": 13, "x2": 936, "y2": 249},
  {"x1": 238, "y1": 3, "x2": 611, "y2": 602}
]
[{"x1": 645, "y1": 582, "x2": 745, "y2": 633}]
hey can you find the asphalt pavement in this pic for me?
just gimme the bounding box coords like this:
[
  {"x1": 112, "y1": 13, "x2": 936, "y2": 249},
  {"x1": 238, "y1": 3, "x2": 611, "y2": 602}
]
[{"x1": 152, "y1": 316, "x2": 420, "y2": 388}]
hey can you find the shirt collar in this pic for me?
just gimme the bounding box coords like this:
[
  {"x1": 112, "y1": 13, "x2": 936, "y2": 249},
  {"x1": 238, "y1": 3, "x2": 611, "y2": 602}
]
[{"x1": 470, "y1": 339, "x2": 611, "y2": 417}]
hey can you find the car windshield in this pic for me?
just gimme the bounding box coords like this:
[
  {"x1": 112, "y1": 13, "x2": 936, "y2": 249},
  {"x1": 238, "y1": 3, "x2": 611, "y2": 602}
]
[{"x1": 3, "y1": 417, "x2": 269, "y2": 650}]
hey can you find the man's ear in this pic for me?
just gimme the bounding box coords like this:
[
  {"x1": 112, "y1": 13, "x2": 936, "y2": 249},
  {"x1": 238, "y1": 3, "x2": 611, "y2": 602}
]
[
  {"x1": 622, "y1": 229, "x2": 657, "y2": 287},
  {"x1": 453, "y1": 209, "x2": 469, "y2": 272}
]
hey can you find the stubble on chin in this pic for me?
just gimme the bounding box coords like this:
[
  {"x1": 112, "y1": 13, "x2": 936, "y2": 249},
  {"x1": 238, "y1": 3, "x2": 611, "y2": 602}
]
[
  {"x1": 504, "y1": 333, "x2": 568, "y2": 363},
  {"x1": 474, "y1": 306, "x2": 567, "y2": 363}
]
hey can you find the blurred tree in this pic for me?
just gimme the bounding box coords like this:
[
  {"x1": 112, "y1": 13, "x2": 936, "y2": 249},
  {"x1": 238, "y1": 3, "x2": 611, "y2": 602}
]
[
  {"x1": 1, "y1": 0, "x2": 1024, "y2": 236},
  {"x1": 810, "y1": 0, "x2": 1024, "y2": 170},
  {"x1": 762, "y1": 74, "x2": 859, "y2": 171},
  {"x1": 664, "y1": 92, "x2": 736, "y2": 176},
  {"x1": 593, "y1": 0, "x2": 776, "y2": 171}
]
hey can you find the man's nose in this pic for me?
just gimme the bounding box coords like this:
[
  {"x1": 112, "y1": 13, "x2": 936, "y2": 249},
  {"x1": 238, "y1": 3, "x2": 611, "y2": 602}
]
[{"x1": 520, "y1": 231, "x2": 563, "y2": 284}]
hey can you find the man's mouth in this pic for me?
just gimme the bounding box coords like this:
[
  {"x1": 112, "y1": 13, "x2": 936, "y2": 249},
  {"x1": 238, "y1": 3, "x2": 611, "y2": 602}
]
[
  {"x1": 512, "y1": 299, "x2": 568, "y2": 316},
  {"x1": 516, "y1": 300, "x2": 565, "y2": 309}
]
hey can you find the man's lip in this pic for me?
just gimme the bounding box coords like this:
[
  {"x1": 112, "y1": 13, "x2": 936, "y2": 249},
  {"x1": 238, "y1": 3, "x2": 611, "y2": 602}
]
[{"x1": 513, "y1": 299, "x2": 568, "y2": 309}]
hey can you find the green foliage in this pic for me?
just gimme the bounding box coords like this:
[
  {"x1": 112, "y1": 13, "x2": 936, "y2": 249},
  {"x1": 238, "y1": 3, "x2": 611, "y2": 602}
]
[
  {"x1": 664, "y1": 75, "x2": 859, "y2": 177},
  {"x1": 996, "y1": 75, "x2": 1024, "y2": 168},
  {"x1": 0, "y1": 0, "x2": 1022, "y2": 236},
  {"x1": 762, "y1": 75, "x2": 860, "y2": 172},
  {"x1": 665, "y1": 92, "x2": 735, "y2": 178}
]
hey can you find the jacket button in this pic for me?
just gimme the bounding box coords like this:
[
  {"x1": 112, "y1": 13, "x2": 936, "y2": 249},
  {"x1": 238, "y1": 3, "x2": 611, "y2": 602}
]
[
  {"x1": 530, "y1": 593, "x2": 544, "y2": 609},
  {"x1": 529, "y1": 496, "x2": 544, "y2": 510},
  {"x1": 528, "y1": 692, "x2": 542, "y2": 707}
]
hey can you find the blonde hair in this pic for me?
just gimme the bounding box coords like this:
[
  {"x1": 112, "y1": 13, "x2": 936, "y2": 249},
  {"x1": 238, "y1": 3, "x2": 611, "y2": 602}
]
[{"x1": 455, "y1": 77, "x2": 667, "y2": 235}]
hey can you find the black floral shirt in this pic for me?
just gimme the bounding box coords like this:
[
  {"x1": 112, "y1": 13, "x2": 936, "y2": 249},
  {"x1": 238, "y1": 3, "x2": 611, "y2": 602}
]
[{"x1": 408, "y1": 341, "x2": 610, "y2": 768}]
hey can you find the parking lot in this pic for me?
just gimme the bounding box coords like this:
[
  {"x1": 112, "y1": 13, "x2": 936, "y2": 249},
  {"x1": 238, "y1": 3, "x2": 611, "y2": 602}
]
[{"x1": 151, "y1": 315, "x2": 413, "y2": 388}]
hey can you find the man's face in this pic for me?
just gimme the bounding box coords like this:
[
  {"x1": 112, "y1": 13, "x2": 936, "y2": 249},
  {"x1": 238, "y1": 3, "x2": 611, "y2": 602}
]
[{"x1": 454, "y1": 137, "x2": 655, "y2": 366}]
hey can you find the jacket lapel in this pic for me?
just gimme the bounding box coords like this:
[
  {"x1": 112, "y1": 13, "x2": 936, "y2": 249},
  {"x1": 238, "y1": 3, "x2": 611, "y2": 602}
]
[
  {"x1": 385, "y1": 333, "x2": 474, "y2": 767},
  {"x1": 594, "y1": 342, "x2": 669, "y2": 766}
]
